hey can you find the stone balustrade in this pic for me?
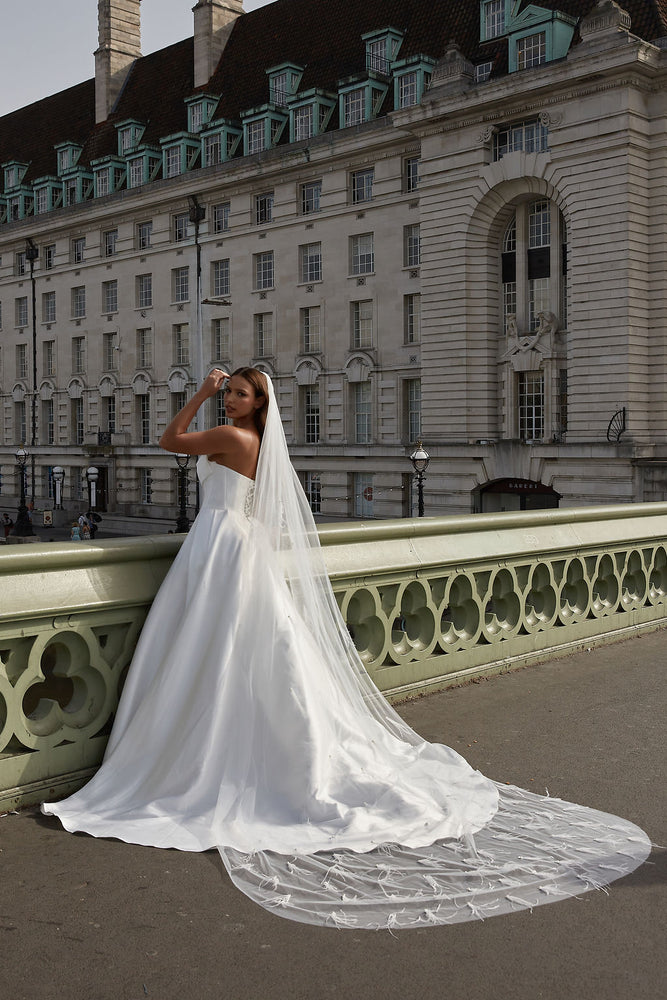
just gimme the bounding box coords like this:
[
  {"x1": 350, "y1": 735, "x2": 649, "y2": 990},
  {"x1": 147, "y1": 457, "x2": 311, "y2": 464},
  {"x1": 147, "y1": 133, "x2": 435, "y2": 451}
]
[{"x1": 1, "y1": 502, "x2": 666, "y2": 810}]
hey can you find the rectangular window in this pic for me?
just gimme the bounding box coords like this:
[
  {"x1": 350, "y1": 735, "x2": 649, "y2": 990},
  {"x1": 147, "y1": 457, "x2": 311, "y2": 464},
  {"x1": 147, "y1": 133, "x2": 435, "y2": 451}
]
[
  {"x1": 173, "y1": 212, "x2": 190, "y2": 242},
  {"x1": 16, "y1": 401, "x2": 27, "y2": 445},
  {"x1": 43, "y1": 401, "x2": 55, "y2": 446},
  {"x1": 136, "y1": 220, "x2": 152, "y2": 250},
  {"x1": 15, "y1": 297, "x2": 28, "y2": 327},
  {"x1": 304, "y1": 472, "x2": 321, "y2": 514},
  {"x1": 43, "y1": 244, "x2": 56, "y2": 269},
  {"x1": 212, "y1": 317, "x2": 231, "y2": 360},
  {"x1": 354, "y1": 381, "x2": 372, "y2": 444},
  {"x1": 404, "y1": 156, "x2": 420, "y2": 193},
  {"x1": 42, "y1": 291, "x2": 56, "y2": 324},
  {"x1": 103, "y1": 229, "x2": 118, "y2": 257},
  {"x1": 529, "y1": 200, "x2": 551, "y2": 248},
  {"x1": 556, "y1": 369, "x2": 568, "y2": 435},
  {"x1": 136, "y1": 274, "x2": 153, "y2": 309},
  {"x1": 213, "y1": 202, "x2": 230, "y2": 233},
  {"x1": 404, "y1": 224, "x2": 421, "y2": 267},
  {"x1": 103, "y1": 332, "x2": 117, "y2": 371},
  {"x1": 172, "y1": 267, "x2": 189, "y2": 303},
  {"x1": 254, "y1": 251, "x2": 274, "y2": 290},
  {"x1": 529, "y1": 277, "x2": 550, "y2": 331},
  {"x1": 404, "y1": 293, "x2": 421, "y2": 343},
  {"x1": 172, "y1": 391, "x2": 187, "y2": 420},
  {"x1": 15, "y1": 251, "x2": 26, "y2": 276},
  {"x1": 139, "y1": 394, "x2": 151, "y2": 445},
  {"x1": 16, "y1": 343, "x2": 28, "y2": 380},
  {"x1": 294, "y1": 105, "x2": 314, "y2": 141},
  {"x1": 65, "y1": 179, "x2": 78, "y2": 206},
  {"x1": 165, "y1": 146, "x2": 181, "y2": 178},
  {"x1": 475, "y1": 62, "x2": 493, "y2": 83},
  {"x1": 484, "y1": 0, "x2": 505, "y2": 38},
  {"x1": 102, "y1": 279, "x2": 118, "y2": 314},
  {"x1": 503, "y1": 281, "x2": 517, "y2": 335},
  {"x1": 517, "y1": 31, "x2": 546, "y2": 71},
  {"x1": 406, "y1": 378, "x2": 422, "y2": 441},
  {"x1": 172, "y1": 324, "x2": 190, "y2": 366},
  {"x1": 300, "y1": 306, "x2": 321, "y2": 353},
  {"x1": 299, "y1": 243, "x2": 322, "y2": 283},
  {"x1": 518, "y1": 371, "x2": 544, "y2": 441},
  {"x1": 212, "y1": 259, "x2": 231, "y2": 297},
  {"x1": 493, "y1": 119, "x2": 548, "y2": 159},
  {"x1": 350, "y1": 233, "x2": 374, "y2": 275},
  {"x1": 106, "y1": 395, "x2": 116, "y2": 434},
  {"x1": 73, "y1": 398, "x2": 85, "y2": 445},
  {"x1": 255, "y1": 192, "x2": 274, "y2": 225},
  {"x1": 304, "y1": 385, "x2": 320, "y2": 444},
  {"x1": 352, "y1": 300, "x2": 373, "y2": 348},
  {"x1": 204, "y1": 133, "x2": 222, "y2": 167},
  {"x1": 300, "y1": 180, "x2": 321, "y2": 214},
  {"x1": 253, "y1": 313, "x2": 274, "y2": 357},
  {"x1": 129, "y1": 158, "x2": 144, "y2": 188},
  {"x1": 43, "y1": 340, "x2": 55, "y2": 377},
  {"x1": 343, "y1": 88, "x2": 365, "y2": 127},
  {"x1": 71, "y1": 286, "x2": 86, "y2": 319},
  {"x1": 36, "y1": 187, "x2": 49, "y2": 214},
  {"x1": 137, "y1": 328, "x2": 153, "y2": 368},
  {"x1": 72, "y1": 336, "x2": 86, "y2": 373},
  {"x1": 351, "y1": 167, "x2": 374, "y2": 204},
  {"x1": 71, "y1": 237, "x2": 85, "y2": 264},
  {"x1": 398, "y1": 72, "x2": 418, "y2": 108},
  {"x1": 140, "y1": 468, "x2": 153, "y2": 504},
  {"x1": 247, "y1": 120, "x2": 265, "y2": 154}
]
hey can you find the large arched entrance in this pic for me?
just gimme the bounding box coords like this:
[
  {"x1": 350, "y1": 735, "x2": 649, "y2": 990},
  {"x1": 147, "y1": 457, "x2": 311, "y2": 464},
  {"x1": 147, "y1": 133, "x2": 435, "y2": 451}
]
[{"x1": 474, "y1": 477, "x2": 561, "y2": 513}]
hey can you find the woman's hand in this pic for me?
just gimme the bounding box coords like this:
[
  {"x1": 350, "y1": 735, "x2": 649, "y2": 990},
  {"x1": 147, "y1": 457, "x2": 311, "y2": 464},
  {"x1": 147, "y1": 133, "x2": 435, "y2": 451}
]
[{"x1": 199, "y1": 369, "x2": 230, "y2": 399}]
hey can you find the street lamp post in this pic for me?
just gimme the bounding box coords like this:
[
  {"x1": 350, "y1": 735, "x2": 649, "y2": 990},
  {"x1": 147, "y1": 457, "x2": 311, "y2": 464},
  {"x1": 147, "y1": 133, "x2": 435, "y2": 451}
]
[
  {"x1": 175, "y1": 454, "x2": 190, "y2": 533},
  {"x1": 86, "y1": 466, "x2": 99, "y2": 511},
  {"x1": 11, "y1": 446, "x2": 34, "y2": 537},
  {"x1": 25, "y1": 238, "x2": 39, "y2": 507},
  {"x1": 409, "y1": 441, "x2": 430, "y2": 518},
  {"x1": 52, "y1": 466, "x2": 65, "y2": 509}
]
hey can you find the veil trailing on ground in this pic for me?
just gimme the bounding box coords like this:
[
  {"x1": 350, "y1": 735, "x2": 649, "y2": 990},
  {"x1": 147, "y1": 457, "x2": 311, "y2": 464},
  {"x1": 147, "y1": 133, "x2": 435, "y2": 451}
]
[{"x1": 217, "y1": 376, "x2": 651, "y2": 930}]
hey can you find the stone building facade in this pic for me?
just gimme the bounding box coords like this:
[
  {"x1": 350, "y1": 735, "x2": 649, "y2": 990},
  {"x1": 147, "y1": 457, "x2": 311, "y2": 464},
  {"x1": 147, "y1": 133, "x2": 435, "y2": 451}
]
[{"x1": 1, "y1": 0, "x2": 667, "y2": 525}]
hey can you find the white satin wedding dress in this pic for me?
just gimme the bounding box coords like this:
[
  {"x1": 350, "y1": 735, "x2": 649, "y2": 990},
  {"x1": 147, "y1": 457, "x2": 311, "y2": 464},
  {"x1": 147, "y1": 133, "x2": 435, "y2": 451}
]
[{"x1": 43, "y1": 378, "x2": 650, "y2": 930}]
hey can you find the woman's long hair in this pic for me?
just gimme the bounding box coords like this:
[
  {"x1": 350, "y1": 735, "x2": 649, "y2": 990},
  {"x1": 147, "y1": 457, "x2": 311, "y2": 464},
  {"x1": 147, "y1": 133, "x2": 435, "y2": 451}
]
[{"x1": 231, "y1": 366, "x2": 269, "y2": 435}]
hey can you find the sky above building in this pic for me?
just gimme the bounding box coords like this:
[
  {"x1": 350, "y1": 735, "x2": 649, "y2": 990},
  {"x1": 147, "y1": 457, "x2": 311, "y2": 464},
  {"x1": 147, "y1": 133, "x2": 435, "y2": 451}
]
[{"x1": 0, "y1": 0, "x2": 272, "y2": 117}]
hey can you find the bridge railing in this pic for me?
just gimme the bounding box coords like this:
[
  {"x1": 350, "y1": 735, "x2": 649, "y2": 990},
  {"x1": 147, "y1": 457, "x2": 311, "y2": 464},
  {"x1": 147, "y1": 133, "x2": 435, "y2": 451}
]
[{"x1": 2, "y1": 502, "x2": 666, "y2": 809}]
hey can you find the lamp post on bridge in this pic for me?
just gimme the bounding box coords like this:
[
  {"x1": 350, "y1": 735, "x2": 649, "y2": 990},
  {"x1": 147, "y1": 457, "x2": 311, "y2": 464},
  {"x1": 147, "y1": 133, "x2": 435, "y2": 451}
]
[{"x1": 409, "y1": 441, "x2": 430, "y2": 518}]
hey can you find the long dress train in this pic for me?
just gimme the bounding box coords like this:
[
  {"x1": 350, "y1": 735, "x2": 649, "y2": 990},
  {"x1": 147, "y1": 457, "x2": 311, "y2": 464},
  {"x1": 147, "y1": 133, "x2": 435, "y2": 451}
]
[{"x1": 43, "y1": 382, "x2": 650, "y2": 930}]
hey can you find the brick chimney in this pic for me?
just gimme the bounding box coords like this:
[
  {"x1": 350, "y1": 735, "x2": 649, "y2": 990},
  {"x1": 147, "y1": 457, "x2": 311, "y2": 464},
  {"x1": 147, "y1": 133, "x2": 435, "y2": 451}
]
[
  {"x1": 95, "y1": 0, "x2": 142, "y2": 123},
  {"x1": 193, "y1": 0, "x2": 244, "y2": 88}
]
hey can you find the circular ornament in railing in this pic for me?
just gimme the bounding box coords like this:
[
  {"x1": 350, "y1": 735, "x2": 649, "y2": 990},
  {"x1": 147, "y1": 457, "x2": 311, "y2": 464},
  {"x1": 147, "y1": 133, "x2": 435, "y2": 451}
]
[
  {"x1": 647, "y1": 547, "x2": 667, "y2": 605},
  {"x1": 558, "y1": 558, "x2": 592, "y2": 624},
  {"x1": 590, "y1": 553, "x2": 621, "y2": 617},
  {"x1": 620, "y1": 550, "x2": 648, "y2": 611},
  {"x1": 524, "y1": 562, "x2": 558, "y2": 632},
  {"x1": 484, "y1": 568, "x2": 522, "y2": 640},
  {"x1": 340, "y1": 587, "x2": 388, "y2": 666},
  {"x1": 390, "y1": 581, "x2": 437, "y2": 660},
  {"x1": 439, "y1": 575, "x2": 481, "y2": 649}
]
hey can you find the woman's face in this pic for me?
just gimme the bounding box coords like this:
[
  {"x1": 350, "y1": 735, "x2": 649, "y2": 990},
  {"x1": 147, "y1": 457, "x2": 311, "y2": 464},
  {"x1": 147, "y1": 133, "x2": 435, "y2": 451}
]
[{"x1": 224, "y1": 375, "x2": 261, "y2": 422}]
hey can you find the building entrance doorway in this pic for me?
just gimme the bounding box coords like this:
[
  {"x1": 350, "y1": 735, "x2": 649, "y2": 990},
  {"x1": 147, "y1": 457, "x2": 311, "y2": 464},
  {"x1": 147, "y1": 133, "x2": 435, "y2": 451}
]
[{"x1": 474, "y1": 478, "x2": 560, "y2": 513}]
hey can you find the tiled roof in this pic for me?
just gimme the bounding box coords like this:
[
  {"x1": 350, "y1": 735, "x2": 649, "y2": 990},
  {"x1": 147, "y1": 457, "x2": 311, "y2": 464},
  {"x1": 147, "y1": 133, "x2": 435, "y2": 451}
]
[{"x1": 1, "y1": 0, "x2": 666, "y2": 191}]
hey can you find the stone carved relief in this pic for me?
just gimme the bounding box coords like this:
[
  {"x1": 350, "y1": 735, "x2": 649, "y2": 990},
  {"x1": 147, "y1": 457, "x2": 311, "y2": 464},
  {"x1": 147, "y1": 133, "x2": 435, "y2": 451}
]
[{"x1": 501, "y1": 312, "x2": 560, "y2": 370}]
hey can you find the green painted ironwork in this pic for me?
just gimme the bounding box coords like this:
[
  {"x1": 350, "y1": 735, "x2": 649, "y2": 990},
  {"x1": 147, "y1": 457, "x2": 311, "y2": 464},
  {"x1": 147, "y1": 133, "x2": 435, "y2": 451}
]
[{"x1": 1, "y1": 503, "x2": 666, "y2": 810}]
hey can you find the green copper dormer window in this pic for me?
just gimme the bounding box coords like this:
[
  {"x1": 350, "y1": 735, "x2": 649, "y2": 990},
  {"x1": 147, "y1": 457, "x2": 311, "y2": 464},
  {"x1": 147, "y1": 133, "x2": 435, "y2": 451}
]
[
  {"x1": 241, "y1": 107, "x2": 288, "y2": 155},
  {"x1": 3, "y1": 162, "x2": 29, "y2": 191},
  {"x1": 480, "y1": 3, "x2": 576, "y2": 69},
  {"x1": 201, "y1": 120, "x2": 242, "y2": 167},
  {"x1": 33, "y1": 178, "x2": 62, "y2": 215},
  {"x1": 362, "y1": 27, "x2": 404, "y2": 76},
  {"x1": 55, "y1": 143, "x2": 82, "y2": 177},
  {"x1": 62, "y1": 168, "x2": 93, "y2": 206},
  {"x1": 91, "y1": 157, "x2": 127, "y2": 198},
  {"x1": 267, "y1": 64, "x2": 304, "y2": 108},
  {"x1": 127, "y1": 147, "x2": 161, "y2": 189},
  {"x1": 116, "y1": 120, "x2": 145, "y2": 156},
  {"x1": 339, "y1": 78, "x2": 389, "y2": 128},
  {"x1": 186, "y1": 95, "x2": 218, "y2": 134},
  {"x1": 392, "y1": 56, "x2": 436, "y2": 109},
  {"x1": 160, "y1": 134, "x2": 201, "y2": 178},
  {"x1": 5, "y1": 190, "x2": 33, "y2": 223},
  {"x1": 288, "y1": 90, "x2": 336, "y2": 142}
]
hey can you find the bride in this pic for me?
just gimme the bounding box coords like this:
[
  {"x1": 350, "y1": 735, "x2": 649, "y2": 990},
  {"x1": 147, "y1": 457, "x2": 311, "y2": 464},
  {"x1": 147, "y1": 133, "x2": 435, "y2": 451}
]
[{"x1": 43, "y1": 368, "x2": 650, "y2": 929}]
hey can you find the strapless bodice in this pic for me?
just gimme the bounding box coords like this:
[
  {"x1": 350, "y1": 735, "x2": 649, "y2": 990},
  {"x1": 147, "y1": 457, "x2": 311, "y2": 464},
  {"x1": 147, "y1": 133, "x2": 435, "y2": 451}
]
[{"x1": 197, "y1": 456, "x2": 255, "y2": 515}]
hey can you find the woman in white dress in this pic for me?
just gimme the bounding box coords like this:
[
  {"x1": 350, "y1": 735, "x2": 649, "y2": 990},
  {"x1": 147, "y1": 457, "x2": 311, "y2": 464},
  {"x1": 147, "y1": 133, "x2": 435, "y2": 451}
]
[{"x1": 43, "y1": 368, "x2": 651, "y2": 930}]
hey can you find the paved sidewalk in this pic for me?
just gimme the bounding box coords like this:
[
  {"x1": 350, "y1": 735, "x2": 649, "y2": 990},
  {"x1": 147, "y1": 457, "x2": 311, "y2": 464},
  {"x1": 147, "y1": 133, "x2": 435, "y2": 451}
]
[{"x1": 1, "y1": 629, "x2": 665, "y2": 1000}]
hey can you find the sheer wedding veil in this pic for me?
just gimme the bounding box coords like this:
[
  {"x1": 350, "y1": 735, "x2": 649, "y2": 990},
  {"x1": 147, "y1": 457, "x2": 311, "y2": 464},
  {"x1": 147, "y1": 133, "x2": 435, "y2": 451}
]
[{"x1": 219, "y1": 372, "x2": 651, "y2": 930}]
